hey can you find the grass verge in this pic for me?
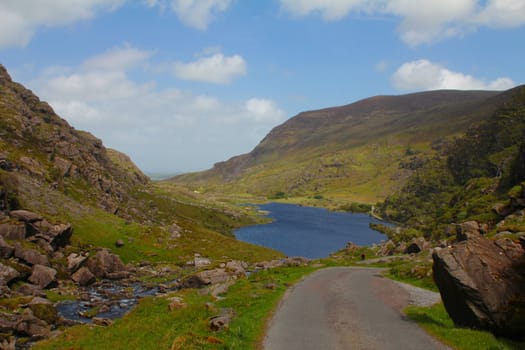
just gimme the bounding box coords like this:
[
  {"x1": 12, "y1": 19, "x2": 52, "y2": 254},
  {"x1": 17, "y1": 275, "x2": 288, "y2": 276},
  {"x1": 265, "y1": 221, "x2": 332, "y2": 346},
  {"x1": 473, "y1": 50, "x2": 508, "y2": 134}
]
[
  {"x1": 34, "y1": 265, "x2": 316, "y2": 350},
  {"x1": 406, "y1": 303, "x2": 525, "y2": 350}
]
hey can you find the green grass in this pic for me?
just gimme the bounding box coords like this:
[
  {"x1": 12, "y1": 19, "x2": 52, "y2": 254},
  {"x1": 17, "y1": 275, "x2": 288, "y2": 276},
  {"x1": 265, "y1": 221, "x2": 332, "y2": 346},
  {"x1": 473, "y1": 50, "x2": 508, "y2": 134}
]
[
  {"x1": 406, "y1": 303, "x2": 525, "y2": 350},
  {"x1": 34, "y1": 265, "x2": 316, "y2": 350}
]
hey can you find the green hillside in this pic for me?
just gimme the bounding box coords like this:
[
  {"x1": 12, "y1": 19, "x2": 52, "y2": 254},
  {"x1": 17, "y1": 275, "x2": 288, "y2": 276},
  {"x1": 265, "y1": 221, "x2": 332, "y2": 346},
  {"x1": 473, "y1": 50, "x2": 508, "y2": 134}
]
[{"x1": 171, "y1": 89, "x2": 514, "y2": 205}]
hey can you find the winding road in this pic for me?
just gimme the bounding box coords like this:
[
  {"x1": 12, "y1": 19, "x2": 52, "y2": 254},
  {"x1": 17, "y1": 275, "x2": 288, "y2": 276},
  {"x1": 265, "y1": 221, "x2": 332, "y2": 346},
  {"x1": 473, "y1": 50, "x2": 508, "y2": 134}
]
[{"x1": 263, "y1": 267, "x2": 450, "y2": 350}]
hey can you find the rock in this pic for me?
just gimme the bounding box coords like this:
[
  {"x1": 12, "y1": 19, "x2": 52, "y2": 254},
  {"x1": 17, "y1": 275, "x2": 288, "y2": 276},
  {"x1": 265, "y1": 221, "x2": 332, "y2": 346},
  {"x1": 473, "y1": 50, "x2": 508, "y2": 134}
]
[
  {"x1": 404, "y1": 242, "x2": 421, "y2": 254},
  {"x1": 0, "y1": 263, "x2": 20, "y2": 285},
  {"x1": 15, "y1": 283, "x2": 45, "y2": 297},
  {"x1": 115, "y1": 239, "x2": 125, "y2": 248},
  {"x1": 377, "y1": 240, "x2": 395, "y2": 256},
  {"x1": 493, "y1": 202, "x2": 514, "y2": 217},
  {"x1": 28, "y1": 265, "x2": 57, "y2": 289},
  {"x1": 167, "y1": 297, "x2": 186, "y2": 311},
  {"x1": 207, "y1": 280, "x2": 235, "y2": 298},
  {"x1": 92, "y1": 317, "x2": 113, "y2": 327},
  {"x1": 106, "y1": 271, "x2": 131, "y2": 280},
  {"x1": 0, "y1": 223, "x2": 25, "y2": 240},
  {"x1": 28, "y1": 297, "x2": 58, "y2": 324},
  {"x1": 183, "y1": 268, "x2": 231, "y2": 288},
  {"x1": 0, "y1": 337, "x2": 15, "y2": 350},
  {"x1": 14, "y1": 244, "x2": 49, "y2": 266},
  {"x1": 0, "y1": 236, "x2": 14, "y2": 258},
  {"x1": 209, "y1": 308, "x2": 235, "y2": 331},
  {"x1": 71, "y1": 267, "x2": 96, "y2": 286},
  {"x1": 225, "y1": 260, "x2": 247, "y2": 276},
  {"x1": 194, "y1": 256, "x2": 211, "y2": 268},
  {"x1": 265, "y1": 283, "x2": 278, "y2": 290},
  {"x1": 9, "y1": 210, "x2": 42, "y2": 223},
  {"x1": 32, "y1": 223, "x2": 73, "y2": 250},
  {"x1": 67, "y1": 253, "x2": 88, "y2": 273},
  {"x1": 86, "y1": 249, "x2": 126, "y2": 278},
  {"x1": 432, "y1": 236, "x2": 525, "y2": 338},
  {"x1": 14, "y1": 308, "x2": 51, "y2": 338},
  {"x1": 456, "y1": 221, "x2": 481, "y2": 241}
]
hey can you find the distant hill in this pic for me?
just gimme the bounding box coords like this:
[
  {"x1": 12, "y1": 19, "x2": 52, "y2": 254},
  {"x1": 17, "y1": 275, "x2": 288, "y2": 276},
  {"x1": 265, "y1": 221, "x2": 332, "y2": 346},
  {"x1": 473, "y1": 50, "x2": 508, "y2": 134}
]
[
  {"x1": 0, "y1": 64, "x2": 148, "y2": 219},
  {"x1": 171, "y1": 88, "x2": 518, "y2": 203}
]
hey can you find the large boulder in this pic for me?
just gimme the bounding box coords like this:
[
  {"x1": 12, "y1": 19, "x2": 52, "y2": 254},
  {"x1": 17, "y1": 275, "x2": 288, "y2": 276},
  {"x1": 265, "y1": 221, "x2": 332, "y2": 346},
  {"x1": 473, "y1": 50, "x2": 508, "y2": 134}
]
[
  {"x1": 14, "y1": 244, "x2": 49, "y2": 266},
  {"x1": 28, "y1": 265, "x2": 57, "y2": 289},
  {"x1": 0, "y1": 263, "x2": 20, "y2": 285},
  {"x1": 71, "y1": 267, "x2": 96, "y2": 286},
  {"x1": 86, "y1": 249, "x2": 126, "y2": 278},
  {"x1": 183, "y1": 268, "x2": 232, "y2": 288},
  {"x1": 432, "y1": 236, "x2": 525, "y2": 338}
]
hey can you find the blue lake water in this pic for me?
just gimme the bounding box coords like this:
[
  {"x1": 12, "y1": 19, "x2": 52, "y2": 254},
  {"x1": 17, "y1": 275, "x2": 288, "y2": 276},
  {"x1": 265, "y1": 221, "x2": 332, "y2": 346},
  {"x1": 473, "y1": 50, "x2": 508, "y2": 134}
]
[{"x1": 235, "y1": 203, "x2": 387, "y2": 259}]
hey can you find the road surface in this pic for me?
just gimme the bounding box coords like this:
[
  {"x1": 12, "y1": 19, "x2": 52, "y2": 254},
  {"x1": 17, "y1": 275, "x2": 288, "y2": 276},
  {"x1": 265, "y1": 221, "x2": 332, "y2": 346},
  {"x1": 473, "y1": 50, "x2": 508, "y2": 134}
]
[{"x1": 263, "y1": 267, "x2": 450, "y2": 350}]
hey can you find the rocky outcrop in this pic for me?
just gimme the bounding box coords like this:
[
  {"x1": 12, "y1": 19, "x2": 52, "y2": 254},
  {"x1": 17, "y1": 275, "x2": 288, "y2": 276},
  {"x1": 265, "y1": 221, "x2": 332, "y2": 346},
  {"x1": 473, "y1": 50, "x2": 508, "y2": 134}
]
[
  {"x1": 432, "y1": 236, "x2": 525, "y2": 338},
  {"x1": 0, "y1": 64, "x2": 148, "y2": 220}
]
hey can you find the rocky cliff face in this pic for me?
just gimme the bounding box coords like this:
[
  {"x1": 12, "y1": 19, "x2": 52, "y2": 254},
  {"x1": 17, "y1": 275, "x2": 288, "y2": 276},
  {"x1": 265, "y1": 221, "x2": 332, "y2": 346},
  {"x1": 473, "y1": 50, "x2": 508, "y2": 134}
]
[{"x1": 0, "y1": 64, "x2": 148, "y2": 217}]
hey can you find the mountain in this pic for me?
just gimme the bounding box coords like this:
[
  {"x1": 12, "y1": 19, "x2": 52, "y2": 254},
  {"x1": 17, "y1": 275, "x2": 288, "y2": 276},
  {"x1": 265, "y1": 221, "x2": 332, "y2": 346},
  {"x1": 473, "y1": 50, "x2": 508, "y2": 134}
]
[
  {"x1": 0, "y1": 64, "x2": 148, "y2": 219},
  {"x1": 172, "y1": 88, "x2": 518, "y2": 204}
]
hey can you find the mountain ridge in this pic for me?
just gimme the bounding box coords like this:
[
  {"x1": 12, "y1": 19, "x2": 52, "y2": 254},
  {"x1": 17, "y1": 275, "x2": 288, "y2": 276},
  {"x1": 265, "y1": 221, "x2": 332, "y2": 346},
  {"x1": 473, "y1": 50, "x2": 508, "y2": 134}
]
[{"x1": 171, "y1": 87, "x2": 521, "y2": 203}]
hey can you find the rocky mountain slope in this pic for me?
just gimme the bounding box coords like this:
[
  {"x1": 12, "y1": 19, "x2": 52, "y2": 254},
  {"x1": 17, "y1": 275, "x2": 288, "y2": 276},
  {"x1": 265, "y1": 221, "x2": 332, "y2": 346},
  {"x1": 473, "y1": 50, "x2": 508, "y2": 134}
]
[
  {"x1": 0, "y1": 64, "x2": 148, "y2": 219},
  {"x1": 172, "y1": 88, "x2": 518, "y2": 203}
]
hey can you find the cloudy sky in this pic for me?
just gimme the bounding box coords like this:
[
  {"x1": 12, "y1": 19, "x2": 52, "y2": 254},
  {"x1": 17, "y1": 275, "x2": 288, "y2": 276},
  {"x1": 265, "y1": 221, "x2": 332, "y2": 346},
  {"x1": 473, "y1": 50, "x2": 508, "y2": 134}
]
[{"x1": 1, "y1": 0, "x2": 524, "y2": 173}]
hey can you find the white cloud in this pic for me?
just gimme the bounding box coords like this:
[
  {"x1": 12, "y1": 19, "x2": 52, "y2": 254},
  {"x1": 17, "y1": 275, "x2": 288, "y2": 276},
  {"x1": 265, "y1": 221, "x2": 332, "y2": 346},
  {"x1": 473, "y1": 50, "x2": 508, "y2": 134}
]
[
  {"x1": 0, "y1": 0, "x2": 124, "y2": 48},
  {"x1": 173, "y1": 53, "x2": 247, "y2": 84},
  {"x1": 244, "y1": 99, "x2": 286, "y2": 123},
  {"x1": 279, "y1": 0, "x2": 525, "y2": 45},
  {"x1": 30, "y1": 46, "x2": 285, "y2": 172},
  {"x1": 392, "y1": 59, "x2": 516, "y2": 91},
  {"x1": 375, "y1": 60, "x2": 388, "y2": 73},
  {"x1": 148, "y1": 0, "x2": 231, "y2": 30},
  {"x1": 83, "y1": 45, "x2": 154, "y2": 71}
]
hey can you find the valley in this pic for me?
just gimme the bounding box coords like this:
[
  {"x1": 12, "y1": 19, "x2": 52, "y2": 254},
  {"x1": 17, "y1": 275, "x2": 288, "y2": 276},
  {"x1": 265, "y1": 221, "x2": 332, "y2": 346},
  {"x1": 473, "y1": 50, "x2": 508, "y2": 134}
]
[{"x1": 1, "y1": 63, "x2": 524, "y2": 349}]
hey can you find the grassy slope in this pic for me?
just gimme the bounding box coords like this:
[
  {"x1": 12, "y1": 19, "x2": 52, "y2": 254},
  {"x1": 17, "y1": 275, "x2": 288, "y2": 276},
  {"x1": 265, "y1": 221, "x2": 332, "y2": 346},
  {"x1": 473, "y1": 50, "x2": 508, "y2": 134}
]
[{"x1": 172, "y1": 89, "x2": 508, "y2": 205}]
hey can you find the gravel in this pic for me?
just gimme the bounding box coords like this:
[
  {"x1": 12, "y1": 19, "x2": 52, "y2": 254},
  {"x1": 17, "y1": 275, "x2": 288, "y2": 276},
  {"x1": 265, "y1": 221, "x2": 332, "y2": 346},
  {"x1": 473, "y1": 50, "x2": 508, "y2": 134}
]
[{"x1": 393, "y1": 280, "x2": 442, "y2": 307}]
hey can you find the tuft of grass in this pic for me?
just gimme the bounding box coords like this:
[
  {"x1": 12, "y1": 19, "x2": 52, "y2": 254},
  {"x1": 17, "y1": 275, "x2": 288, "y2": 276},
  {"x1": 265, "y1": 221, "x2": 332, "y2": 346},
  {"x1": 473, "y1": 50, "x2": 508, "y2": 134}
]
[{"x1": 406, "y1": 303, "x2": 525, "y2": 350}]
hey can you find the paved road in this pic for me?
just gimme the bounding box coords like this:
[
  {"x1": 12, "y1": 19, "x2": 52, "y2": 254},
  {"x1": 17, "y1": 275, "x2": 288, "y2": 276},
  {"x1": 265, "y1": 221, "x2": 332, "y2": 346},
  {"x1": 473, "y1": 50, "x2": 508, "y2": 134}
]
[{"x1": 263, "y1": 267, "x2": 450, "y2": 350}]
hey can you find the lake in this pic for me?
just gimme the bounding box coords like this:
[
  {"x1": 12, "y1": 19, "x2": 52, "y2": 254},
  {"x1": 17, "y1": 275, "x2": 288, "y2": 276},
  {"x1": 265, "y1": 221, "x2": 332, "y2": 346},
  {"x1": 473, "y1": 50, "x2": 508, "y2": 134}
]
[{"x1": 235, "y1": 203, "x2": 387, "y2": 259}]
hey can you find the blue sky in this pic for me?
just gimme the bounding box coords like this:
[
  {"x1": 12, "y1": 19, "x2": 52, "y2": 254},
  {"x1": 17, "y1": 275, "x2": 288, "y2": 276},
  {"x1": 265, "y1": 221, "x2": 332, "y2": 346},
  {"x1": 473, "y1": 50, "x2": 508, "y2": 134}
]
[{"x1": 1, "y1": 0, "x2": 524, "y2": 173}]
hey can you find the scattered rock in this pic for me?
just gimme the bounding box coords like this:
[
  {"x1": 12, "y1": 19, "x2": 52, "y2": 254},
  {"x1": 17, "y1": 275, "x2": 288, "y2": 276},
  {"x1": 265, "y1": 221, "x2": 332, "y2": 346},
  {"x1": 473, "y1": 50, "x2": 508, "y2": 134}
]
[
  {"x1": 28, "y1": 297, "x2": 58, "y2": 324},
  {"x1": 167, "y1": 297, "x2": 186, "y2": 311},
  {"x1": 67, "y1": 253, "x2": 88, "y2": 273},
  {"x1": 209, "y1": 308, "x2": 235, "y2": 331},
  {"x1": 183, "y1": 268, "x2": 231, "y2": 288},
  {"x1": 0, "y1": 263, "x2": 20, "y2": 285},
  {"x1": 194, "y1": 256, "x2": 211, "y2": 268},
  {"x1": 264, "y1": 283, "x2": 278, "y2": 290},
  {"x1": 28, "y1": 265, "x2": 57, "y2": 289},
  {"x1": 0, "y1": 236, "x2": 14, "y2": 258},
  {"x1": 15, "y1": 283, "x2": 45, "y2": 297},
  {"x1": 0, "y1": 223, "x2": 25, "y2": 240},
  {"x1": 92, "y1": 317, "x2": 113, "y2": 327},
  {"x1": 9, "y1": 210, "x2": 42, "y2": 223},
  {"x1": 71, "y1": 267, "x2": 96, "y2": 286},
  {"x1": 225, "y1": 260, "x2": 247, "y2": 276},
  {"x1": 14, "y1": 308, "x2": 51, "y2": 339},
  {"x1": 115, "y1": 239, "x2": 125, "y2": 248},
  {"x1": 432, "y1": 236, "x2": 525, "y2": 338},
  {"x1": 31, "y1": 222, "x2": 72, "y2": 250},
  {"x1": 86, "y1": 249, "x2": 126, "y2": 278},
  {"x1": 14, "y1": 243, "x2": 49, "y2": 266}
]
